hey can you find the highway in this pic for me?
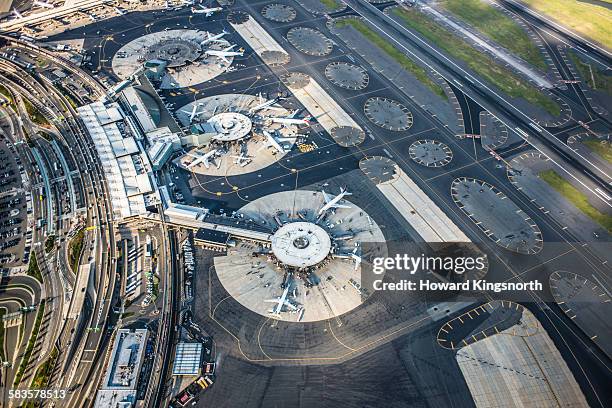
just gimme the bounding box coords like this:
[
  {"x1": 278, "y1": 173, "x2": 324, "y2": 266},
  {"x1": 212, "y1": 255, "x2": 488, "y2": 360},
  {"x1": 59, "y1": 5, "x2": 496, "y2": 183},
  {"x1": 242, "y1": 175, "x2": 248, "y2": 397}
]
[{"x1": 0, "y1": 39, "x2": 116, "y2": 407}]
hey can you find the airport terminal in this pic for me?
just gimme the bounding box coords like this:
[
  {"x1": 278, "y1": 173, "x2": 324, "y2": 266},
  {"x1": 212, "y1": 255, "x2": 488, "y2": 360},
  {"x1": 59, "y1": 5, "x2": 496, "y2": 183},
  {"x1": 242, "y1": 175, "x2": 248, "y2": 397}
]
[{"x1": 0, "y1": 0, "x2": 610, "y2": 407}]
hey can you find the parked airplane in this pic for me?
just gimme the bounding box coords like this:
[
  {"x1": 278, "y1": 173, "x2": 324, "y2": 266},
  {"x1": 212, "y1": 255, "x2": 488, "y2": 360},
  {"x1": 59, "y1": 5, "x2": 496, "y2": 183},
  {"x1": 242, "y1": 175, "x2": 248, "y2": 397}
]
[
  {"x1": 200, "y1": 30, "x2": 228, "y2": 46},
  {"x1": 269, "y1": 110, "x2": 311, "y2": 127},
  {"x1": 332, "y1": 244, "x2": 361, "y2": 271},
  {"x1": 265, "y1": 286, "x2": 297, "y2": 316},
  {"x1": 186, "y1": 149, "x2": 217, "y2": 169},
  {"x1": 191, "y1": 5, "x2": 222, "y2": 16},
  {"x1": 248, "y1": 94, "x2": 285, "y2": 114},
  {"x1": 33, "y1": 0, "x2": 55, "y2": 9},
  {"x1": 318, "y1": 188, "x2": 352, "y2": 215},
  {"x1": 86, "y1": 13, "x2": 97, "y2": 22},
  {"x1": 263, "y1": 130, "x2": 292, "y2": 154},
  {"x1": 204, "y1": 44, "x2": 243, "y2": 64},
  {"x1": 231, "y1": 153, "x2": 252, "y2": 167},
  {"x1": 181, "y1": 103, "x2": 204, "y2": 123}
]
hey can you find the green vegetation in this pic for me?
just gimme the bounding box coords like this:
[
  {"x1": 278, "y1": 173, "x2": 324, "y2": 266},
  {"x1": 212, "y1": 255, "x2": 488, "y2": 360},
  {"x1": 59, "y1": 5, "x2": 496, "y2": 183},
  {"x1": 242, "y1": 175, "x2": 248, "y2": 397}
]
[
  {"x1": 14, "y1": 299, "x2": 46, "y2": 386},
  {"x1": 539, "y1": 169, "x2": 612, "y2": 232},
  {"x1": 319, "y1": 0, "x2": 342, "y2": 11},
  {"x1": 334, "y1": 18, "x2": 446, "y2": 98},
  {"x1": 442, "y1": 0, "x2": 546, "y2": 70},
  {"x1": 568, "y1": 51, "x2": 612, "y2": 95},
  {"x1": 519, "y1": 0, "x2": 612, "y2": 49},
  {"x1": 392, "y1": 8, "x2": 560, "y2": 116},
  {"x1": 0, "y1": 309, "x2": 5, "y2": 362},
  {"x1": 55, "y1": 83, "x2": 79, "y2": 109},
  {"x1": 22, "y1": 98, "x2": 49, "y2": 127},
  {"x1": 68, "y1": 229, "x2": 85, "y2": 273},
  {"x1": 29, "y1": 346, "x2": 58, "y2": 389},
  {"x1": 27, "y1": 253, "x2": 43, "y2": 283},
  {"x1": 583, "y1": 139, "x2": 612, "y2": 163},
  {"x1": 44, "y1": 235, "x2": 56, "y2": 254},
  {"x1": 0, "y1": 84, "x2": 13, "y2": 107}
]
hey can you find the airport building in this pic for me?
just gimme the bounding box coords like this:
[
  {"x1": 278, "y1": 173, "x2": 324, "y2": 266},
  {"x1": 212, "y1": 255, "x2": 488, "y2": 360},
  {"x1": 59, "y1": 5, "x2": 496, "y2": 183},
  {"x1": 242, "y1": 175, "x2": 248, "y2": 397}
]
[
  {"x1": 172, "y1": 342, "x2": 203, "y2": 376},
  {"x1": 94, "y1": 328, "x2": 148, "y2": 408}
]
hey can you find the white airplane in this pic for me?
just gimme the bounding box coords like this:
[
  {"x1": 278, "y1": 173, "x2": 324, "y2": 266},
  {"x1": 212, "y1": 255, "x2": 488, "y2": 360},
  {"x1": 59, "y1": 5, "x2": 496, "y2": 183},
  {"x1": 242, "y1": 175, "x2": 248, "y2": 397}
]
[
  {"x1": 191, "y1": 5, "x2": 222, "y2": 16},
  {"x1": 231, "y1": 154, "x2": 251, "y2": 167},
  {"x1": 114, "y1": 7, "x2": 126, "y2": 15},
  {"x1": 332, "y1": 244, "x2": 361, "y2": 271},
  {"x1": 265, "y1": 286, "x2": 297, "y2": 315},
  {"x1": 248, "y1": 94, "x2": 285, "y2": 114},
  {"x1": 200, "y1": 30, "x2": 228, "y2": 46},
  {"x1": 263, "y1": 130, "x2": 291, "y2": 154},
  {"x1": 87, "y1": 13, "x2": 97, "y2": 22},
  {"x1": 186, "y1": 149, "x2": 217, "y2": 169},
  {"x1": 33, "y1": 0, "x2": 55, "y2": 9},
  {"x1": 269, "y1": 110, "x2": 311, "y2": 127},
  {"x1": 204, "y1": 44, "x2": 243, "y2": 64},
  {"x1": 11, "y1": 8, "x2": 23, "y2": 20},
  {"x1": 181, "y1": 103, "x2": 204, "y2": 123},
  {"x1": 318, "y1": 188, "x2": 352, "y2": 215}
]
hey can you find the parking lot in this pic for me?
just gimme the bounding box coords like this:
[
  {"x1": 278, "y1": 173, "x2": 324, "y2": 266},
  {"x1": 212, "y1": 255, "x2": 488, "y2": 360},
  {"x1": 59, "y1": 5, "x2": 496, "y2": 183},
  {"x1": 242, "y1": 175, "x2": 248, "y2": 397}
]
[{"x1": 0, "y1": 136, "x2": 31, "y2": 270}]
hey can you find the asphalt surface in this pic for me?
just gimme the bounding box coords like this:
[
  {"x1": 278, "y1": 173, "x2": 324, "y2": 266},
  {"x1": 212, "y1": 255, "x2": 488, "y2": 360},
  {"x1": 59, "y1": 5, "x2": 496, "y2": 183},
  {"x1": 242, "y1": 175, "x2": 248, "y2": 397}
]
[{"x1": 19, "y1": 0, "x2": 612, "y2": 407}]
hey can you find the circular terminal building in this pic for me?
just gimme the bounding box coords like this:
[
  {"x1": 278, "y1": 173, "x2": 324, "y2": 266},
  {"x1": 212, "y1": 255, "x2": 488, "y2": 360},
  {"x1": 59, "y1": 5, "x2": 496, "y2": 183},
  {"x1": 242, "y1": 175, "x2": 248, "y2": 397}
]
[
  {"x1": 213, "y1": 190, "x2": 387, "y2": 322},
  {"x1": 175, "y1": 93, "x2": 302, "y2": 176},
  {"x1": 112, "y1": 29, "x2": 235, "y2": 89}
]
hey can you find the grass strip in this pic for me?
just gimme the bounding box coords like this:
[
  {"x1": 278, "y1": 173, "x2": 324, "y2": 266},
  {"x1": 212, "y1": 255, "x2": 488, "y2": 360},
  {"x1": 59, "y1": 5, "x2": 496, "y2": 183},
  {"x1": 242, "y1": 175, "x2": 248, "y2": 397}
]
[
  {"x1": 518, "y1": 0, "x2": 612, "y2": 50},
  {"x1": 29, "y1": 346, "x2": 58, "y2": 389},
  {"x1": 568, "y1": 51, "x2": 612, "y2": 95},
  {"x1": 335, "y1": 18, "x2": 446, "y2": 98},
  {"x1": 583, "y1": 140, "x2": 612, "y2": 164},
  {"x1": 68, "y1": 229, "x2": 85, "y2": 273},
  {"x1": 392, "y1": 7, "x2": 560, "y2": 116},
  {"x1": 22, "y1": 98, "x2": 49, "y2": 127},
  {"x1": 539, "y1": 169, "x2": 612, "y2": 232},
  {"x1": 27, "y1": 253, "x2": 43, "y2": 283},
  {"x1": 442, "y1": 0, "x2": 546, "y2": 70},
  {"x1": 319, "y1": 0, "x2": 342, "y2": 11}
]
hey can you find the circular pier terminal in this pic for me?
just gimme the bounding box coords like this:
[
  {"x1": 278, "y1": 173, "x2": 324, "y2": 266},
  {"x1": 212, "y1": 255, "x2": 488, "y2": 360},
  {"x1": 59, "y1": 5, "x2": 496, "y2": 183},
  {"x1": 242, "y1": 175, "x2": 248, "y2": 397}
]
[
  {"x1": 112, "y1": 29, "x2": 233, "y2": 89},
  {"x1": 208, "y1": 112, "x2": 253, "y2": 142},
  {"x1": 213, "y1": 190, "x2": 387, "y2": 322},
  {"x1": 271, "y1": 222, "x2": 332, "y2": 268}
]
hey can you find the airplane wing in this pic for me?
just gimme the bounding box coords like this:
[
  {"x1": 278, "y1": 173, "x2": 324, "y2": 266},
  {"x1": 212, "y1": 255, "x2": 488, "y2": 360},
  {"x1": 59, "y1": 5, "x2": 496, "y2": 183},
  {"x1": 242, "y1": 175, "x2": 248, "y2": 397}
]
[
  {"x1": 321, "y1": 190, "x2": 331, "y2": 203},
  {"x1": 283, "y1": 301, "x2": 298, "y2": 310},
  {"x1": 334, "y1": 204, "x2": 351, "y2": 209},
  {"x1": 219, "y1": 55, "x2": 230, "y2": 64},
  {"x1": 205, "y1": 11, "x2": 212, "y2": 16}
]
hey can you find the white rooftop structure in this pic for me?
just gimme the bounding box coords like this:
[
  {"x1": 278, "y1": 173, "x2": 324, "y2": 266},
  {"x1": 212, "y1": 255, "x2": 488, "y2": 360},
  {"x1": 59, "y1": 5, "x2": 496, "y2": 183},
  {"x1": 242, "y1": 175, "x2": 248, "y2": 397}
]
[
  {"x1": 94, "y1": 328, "x2": 148, "y2": 408},
  {"x1": 78, "y1": 101, "x2": 155, "y2": 221},
  {"x1": 122, "y1": 86, "x2": 158, "y2": 133},
  {"x1": 271, "y1": 222, "x2": 332, "y2": 268},
  {"x1": 208, "y1": 112, "x2": 253, "y2": 142},
  {"x1": 172, "y1": 342, "x2": 203, "y2": 376}
]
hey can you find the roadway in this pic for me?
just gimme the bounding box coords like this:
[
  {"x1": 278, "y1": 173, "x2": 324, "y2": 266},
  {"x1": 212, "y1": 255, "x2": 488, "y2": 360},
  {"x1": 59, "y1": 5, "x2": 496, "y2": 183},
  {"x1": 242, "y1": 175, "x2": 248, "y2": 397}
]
[{"x1": 0, "y1": 40, "x2": 116, "y2": 407}]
